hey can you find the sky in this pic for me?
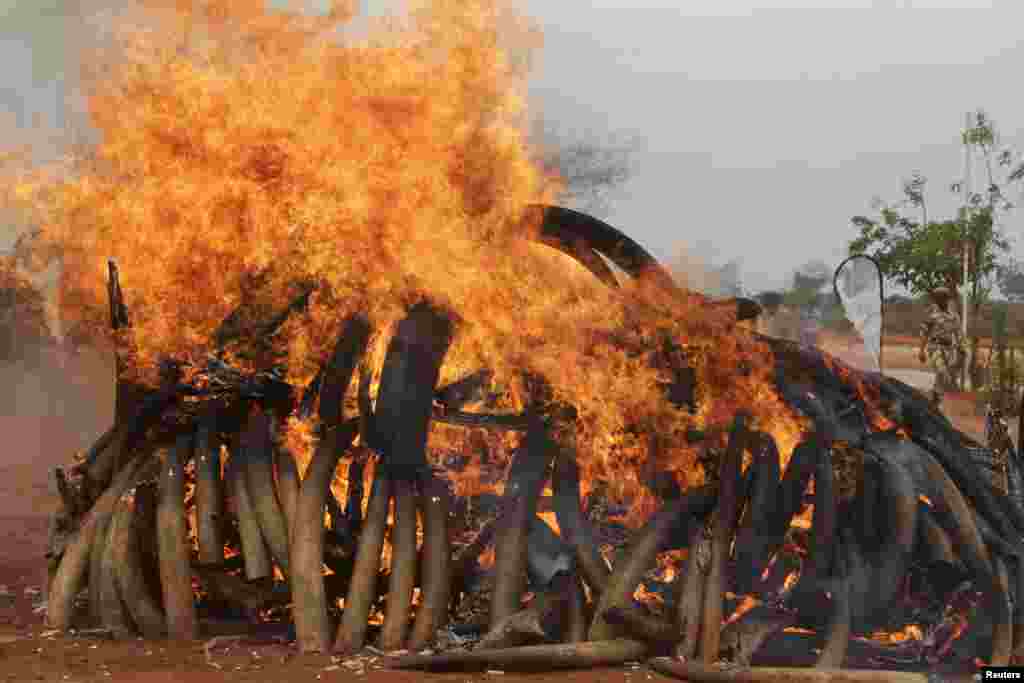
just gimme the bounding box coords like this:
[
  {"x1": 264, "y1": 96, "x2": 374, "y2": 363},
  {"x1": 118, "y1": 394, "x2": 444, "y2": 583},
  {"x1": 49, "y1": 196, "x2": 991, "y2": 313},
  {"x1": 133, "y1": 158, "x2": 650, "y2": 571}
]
[{"x1": 2, "y1": 0, "x2": 1024, "y2": 295}]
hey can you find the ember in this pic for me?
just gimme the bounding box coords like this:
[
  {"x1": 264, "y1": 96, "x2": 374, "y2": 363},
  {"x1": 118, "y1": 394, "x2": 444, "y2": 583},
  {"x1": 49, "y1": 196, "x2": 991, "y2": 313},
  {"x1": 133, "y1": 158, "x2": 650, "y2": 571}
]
[{"x1": 6, "y1": 0, "x2": 1023, "y2": 680}]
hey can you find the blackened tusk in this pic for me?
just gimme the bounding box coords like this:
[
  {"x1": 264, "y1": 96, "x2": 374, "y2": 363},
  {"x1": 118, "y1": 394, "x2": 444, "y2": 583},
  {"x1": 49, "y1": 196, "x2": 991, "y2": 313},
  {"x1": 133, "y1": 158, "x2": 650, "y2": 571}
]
[
  {"x1": 157, "y1": 435, "x2": 198, "y2": 640},
  {"x1": 387, "y1": 639, "x2": 648, "y2": 672},
  {"x1": 195, "y1": 408, "x2": 225, "y2": 565},
  {"x1": 478, "y1": 571, "x2": 576, "y2": 650},
  {"x1": 589, "y1": 486, "x2": 715, "y2": 641},
  {"x1": 734, "y1": 431, "x2": 781, "y2": 594},
  {"x1": 700, "y1": 413, "x2": 747, "y2": 663},
  {"x1": 807, "y1": 441, "x2": 836, "y2": 579},
  {"x1": 490, "y1": 422, "x2": 558, "y2": 629},
  {"x1": 408, "y1": 472, "x2": 452, "y2": 651},
  {"x1": 552, "y1": 451, "x2": 611, "y2": 596},
  {"x1": 373, "y1": 303, "x2": 453, "y2": 479}
]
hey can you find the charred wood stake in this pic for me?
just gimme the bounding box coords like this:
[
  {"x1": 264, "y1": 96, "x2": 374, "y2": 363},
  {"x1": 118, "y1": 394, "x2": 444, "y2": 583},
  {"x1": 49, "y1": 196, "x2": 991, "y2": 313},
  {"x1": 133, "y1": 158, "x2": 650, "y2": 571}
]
[
  {"x1": 589, "y1": 486, "x2": 715, "y2": 641},
  {"x1": 552, "y1": 450, "x2": 611, "y2": 595},
  {"x1": 734, "y1": 432, "x2": 781, "y2": 594},
  {"x1": 274, "y1": 444, "x2": 300, "y2": 535},
  {"x1": 647, "y1": 659, "x2": 972, "y2": 683},
  {"x1": 335, "y1": 471, "x2": 393, "y2": 654},
  {"x1": 157, "y1": 435, "x2": 198, "y2": 640},
  {"x1": 380, "y1": 479, "x2": 418, "y2": 651},
  {"x1": 675, "y1": 523, "x2": 712, "y2": 660},
  {"x1": 289, "y1": 315, "x2": 370, "y2": 654},
  {"x1": 373, "y1": 303, "x2": 453, "y2": 479},
  {"x1": 48, "y1": 448, "x2": 154, "y2": 631},
  {"x1": 111, "y1": 480, "x2": 166, "y2": 639},
  {"x1": 408, "y1": 472, "x2": 452, "y2": 652},
  {"x1": 490, "y1": 421, "x2": 558, "y2": 629},
  {"x1": 701, "y1": 413, "x2": 747, "y2": 664},
  {"x1": 387, "y1": 639, "x2": 648, "y2": 672},
  {"x1": 226, "y1": 446, "x2": 272, "y2": 581},
  {"x1": 194, "y1": 408, "x2": 225, "y2": 566},
  {"x1": 241, "y1": 407, "x2": 291, "y2": 576}
]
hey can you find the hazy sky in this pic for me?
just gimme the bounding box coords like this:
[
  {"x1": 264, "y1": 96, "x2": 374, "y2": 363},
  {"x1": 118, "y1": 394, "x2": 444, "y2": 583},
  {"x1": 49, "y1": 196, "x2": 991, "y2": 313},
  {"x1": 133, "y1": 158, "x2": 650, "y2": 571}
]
[{"x1": 3, "y1": 0, "x2": 1023, "y2": 294}]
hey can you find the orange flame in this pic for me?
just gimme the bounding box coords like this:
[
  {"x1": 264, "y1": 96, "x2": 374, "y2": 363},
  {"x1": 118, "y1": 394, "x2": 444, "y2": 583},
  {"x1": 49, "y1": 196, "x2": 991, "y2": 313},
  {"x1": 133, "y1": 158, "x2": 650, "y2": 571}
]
[{"x1": 3, "y1": 0, "x2": 822, "y2": 523}]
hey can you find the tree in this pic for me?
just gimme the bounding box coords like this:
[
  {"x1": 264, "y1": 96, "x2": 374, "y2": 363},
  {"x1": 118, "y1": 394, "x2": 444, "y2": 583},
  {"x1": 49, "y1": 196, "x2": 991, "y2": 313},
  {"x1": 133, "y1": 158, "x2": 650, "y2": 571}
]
[{"x1": 848, "y1": 110, "x2": 1024, "y2": 387}]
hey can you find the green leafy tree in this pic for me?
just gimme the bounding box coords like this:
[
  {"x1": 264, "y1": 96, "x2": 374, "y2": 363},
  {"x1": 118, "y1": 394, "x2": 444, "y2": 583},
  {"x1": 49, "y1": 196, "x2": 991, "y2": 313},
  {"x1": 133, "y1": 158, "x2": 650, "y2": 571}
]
[{"x1": 848, "y1": 110, "x2": 1024, "y2": 386}]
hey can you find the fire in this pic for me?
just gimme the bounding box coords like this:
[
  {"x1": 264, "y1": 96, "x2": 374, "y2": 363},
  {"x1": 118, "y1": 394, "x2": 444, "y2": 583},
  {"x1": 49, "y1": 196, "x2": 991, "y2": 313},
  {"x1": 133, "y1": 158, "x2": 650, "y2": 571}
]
[
  {"x1": 3, "y1": 0, "x2": 821, "y2": 523},
  {"x1": 725, "y1": 595, "x2": 761, "y2": 626},
  {"x1": 870, "y1": 623, "x2": 924, "y2": 644}
]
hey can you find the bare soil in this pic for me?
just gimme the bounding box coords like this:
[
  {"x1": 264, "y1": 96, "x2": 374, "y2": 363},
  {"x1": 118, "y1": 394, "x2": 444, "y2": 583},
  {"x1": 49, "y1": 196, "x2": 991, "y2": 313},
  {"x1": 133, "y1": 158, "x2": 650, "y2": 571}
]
[{"x1": 0, "y1": 338, "x2": 995, "y2": 682}]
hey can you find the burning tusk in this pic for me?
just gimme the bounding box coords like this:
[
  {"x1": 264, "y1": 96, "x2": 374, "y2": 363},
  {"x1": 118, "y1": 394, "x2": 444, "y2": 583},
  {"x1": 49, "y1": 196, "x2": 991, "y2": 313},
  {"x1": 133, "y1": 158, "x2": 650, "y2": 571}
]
[
  {"x1": 335, "y1": 470, "x2": 392, "y2": 654},
  {"x1": 589, "y1": 485, "x2": 715, "y2": 641},
  {"x1": 490, "y1": 421, "x2": 558, "y2": 628},
  {"x1": 408, "y1": 472, "x2": 452, "y2": 652},
  {"x1": 194, "y1": 406, "x2": 226, "y2": 565},
  {"x1": 700, "y1": 413, "x2": 748, "y2": 664},
  {"x1": 290, "y1": 316, "x2": 370, "y2": 654},
  {"x1": 552, "y1": 449, "x2": 611, "y2": 596},
  {"x1": 734, "y1": 431, "x2": 782, "y2": 594},
  {"x1": 379, "y1": 479, "x2": 418, "y2": 651},
  {"x1": 273, "y1": 442, "x2": 300, "y2": 538}
]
